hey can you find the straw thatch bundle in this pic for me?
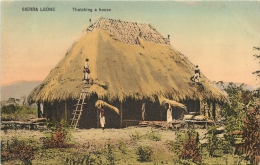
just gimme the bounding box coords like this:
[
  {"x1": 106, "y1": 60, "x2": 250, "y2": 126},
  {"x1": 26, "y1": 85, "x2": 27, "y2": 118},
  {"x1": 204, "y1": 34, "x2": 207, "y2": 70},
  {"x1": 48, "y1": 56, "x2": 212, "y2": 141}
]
[
  {"x1": 28, "y1": 18, "x2": 228, "y2": 104},
  {"x1": 158, "y1": 95, "x2": 187, "y2": 111},
  {"x1": 95, "y1": 100, "x2": 119, "y2": 115}
]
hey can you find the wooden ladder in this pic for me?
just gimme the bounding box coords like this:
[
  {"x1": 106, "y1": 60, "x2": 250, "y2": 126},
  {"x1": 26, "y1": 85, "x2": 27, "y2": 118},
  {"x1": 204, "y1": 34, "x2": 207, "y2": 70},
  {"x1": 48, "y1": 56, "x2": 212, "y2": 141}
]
[{"x1": 70, "y1": 84, "x2": 90, "y2": 129}]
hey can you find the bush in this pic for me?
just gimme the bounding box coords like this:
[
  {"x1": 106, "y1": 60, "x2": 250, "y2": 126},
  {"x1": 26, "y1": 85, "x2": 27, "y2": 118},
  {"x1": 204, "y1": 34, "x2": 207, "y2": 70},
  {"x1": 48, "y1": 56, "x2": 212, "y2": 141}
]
[
  {"x1": 1, "y1": 105, "x2": 37, "y2": 115},
  {"x1": 129, "y1": 131, "x2": 142, "y2": 140},
  {"x1": 180, "y1": 131, "x2": 201, "y2": 163},
  {"x1": 1, "y1": 105, "x2": 17, "y2": 114},
  {"x1": 207, "y1": 126, "x2": 219, "y2": 157},
  {"x1": 106, "y1": 143, "x2": 115, "y2": 165},
  {"x1": 147, "y1": 130, "x2": 162, "y2": 141},
  {"x1": 166, "y1": 140, "x2": 182, "y2": 153},
  {"x1": 1, "y1": 137, "x2": 35, "y2": 164},
  {"x1": 118, "y1": 140, "x2": 127, "y2": 154},
  {"x1": 43, "y1": 123, "x2": 71, "y2": 148},
  {"x1": 222, "y1": 83, "x2": 254, "y2": 143},
  {"x1": 136, "y1": 145, "x2": 153, "y2": 162},
  {"x1": 65, "y1": 143, "x2": 115, "y2": 165}
]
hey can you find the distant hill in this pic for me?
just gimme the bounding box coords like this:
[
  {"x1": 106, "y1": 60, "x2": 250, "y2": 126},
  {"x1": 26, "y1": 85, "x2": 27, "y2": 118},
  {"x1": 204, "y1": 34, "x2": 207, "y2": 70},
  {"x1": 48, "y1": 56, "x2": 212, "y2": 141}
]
[
  {"x1": 1, "y1": 81, "x2": 42, "y2": 101},
  {"x1": 214, "y1": 81, "x2": 259, "y2": 91}
]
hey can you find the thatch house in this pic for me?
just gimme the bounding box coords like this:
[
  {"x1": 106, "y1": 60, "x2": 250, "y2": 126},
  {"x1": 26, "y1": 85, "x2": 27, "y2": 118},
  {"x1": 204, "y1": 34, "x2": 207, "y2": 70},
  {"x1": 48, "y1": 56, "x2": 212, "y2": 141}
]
[{"x1": 28, "y1": 18, "x2": 228, "y2": 128}]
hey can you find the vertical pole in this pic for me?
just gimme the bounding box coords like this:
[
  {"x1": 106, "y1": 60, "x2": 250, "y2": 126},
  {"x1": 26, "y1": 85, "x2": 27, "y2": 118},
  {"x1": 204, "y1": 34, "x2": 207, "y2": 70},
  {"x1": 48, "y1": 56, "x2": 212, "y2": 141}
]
[
  {"x1": 120, "y1": 102, "x2": 123, "y2": 128},
  {"x1": 199, "y1": 100, "x2": 202, "y2": 115},
  {"x1": 65, "y1": 101, "x2": 67, "y2": 123},
  {"x1": 42, "y1": 102, "x2": 46, "y2": 118},
  {"x1": 56, "y1": 102, "x2": 59, "y2": 122},
  {"x1": 215, "y1": 103, "x2": 221, "y2": 121},
  {"x1": 160, "y1": 109, "x2": 162, "y2": 121},
  {"x1": 97, "y1": 108, "x2": 99, "y2": 128},
  {"x1": 212, "y1": 102, "x2": 216, "y2": 121},
  {"x1": 209, "y1": 102, "x2": 213, "y2": 119},
  {"x1": 37, "y1": 101, "x2": 41, "y2": 118}
]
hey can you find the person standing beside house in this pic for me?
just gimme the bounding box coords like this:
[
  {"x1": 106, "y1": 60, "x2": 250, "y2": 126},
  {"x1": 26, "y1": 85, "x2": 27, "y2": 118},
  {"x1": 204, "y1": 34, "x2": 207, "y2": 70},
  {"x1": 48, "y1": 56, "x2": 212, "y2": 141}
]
[
  {"x1": 167, "y1": 104, "x2": 172, "y2": 123},
  {"x1": 98, "y1": 106, "x2": 105, "y2": 130},
  {"x1": 83, "y1": 58, "x2": 90, "y2": 84}
]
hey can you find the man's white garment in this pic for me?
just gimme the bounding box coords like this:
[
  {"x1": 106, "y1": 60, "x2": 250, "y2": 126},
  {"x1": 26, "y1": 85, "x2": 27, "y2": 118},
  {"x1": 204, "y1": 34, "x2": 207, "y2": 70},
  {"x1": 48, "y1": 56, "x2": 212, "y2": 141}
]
[
  {"x1": 167, "y1": 108, "x2": 172, "y2": 123},
  {"x1": 194, "y1": 73, "x2": 200, "y2": 82},
  {"x1": 100, "y1": 113, "x2": 105, "y2": 128},
  {"x1": 85, "y1": 61, "x2": 89, "y2": 79}
]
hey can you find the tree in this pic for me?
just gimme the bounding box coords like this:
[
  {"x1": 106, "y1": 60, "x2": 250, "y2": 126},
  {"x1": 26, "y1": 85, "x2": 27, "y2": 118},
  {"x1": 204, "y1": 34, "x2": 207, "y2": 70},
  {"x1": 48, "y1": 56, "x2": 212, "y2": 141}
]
[
  {"x1": 252, "y1": 47, "x2": 260, "y2": 78},
  {"x1": 243, "y1": 103, "x2": 260, "y2": 164},
  {"x1": 222, "y1": 83, "x2": 253, "y2": 143}
]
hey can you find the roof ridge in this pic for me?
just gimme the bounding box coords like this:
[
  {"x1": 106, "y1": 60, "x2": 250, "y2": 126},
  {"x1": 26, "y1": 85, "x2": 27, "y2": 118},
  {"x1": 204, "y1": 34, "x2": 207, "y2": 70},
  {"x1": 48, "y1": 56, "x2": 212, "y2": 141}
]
[{"x1": 85, "y1": 18, "x2": 170, "y2": 45}]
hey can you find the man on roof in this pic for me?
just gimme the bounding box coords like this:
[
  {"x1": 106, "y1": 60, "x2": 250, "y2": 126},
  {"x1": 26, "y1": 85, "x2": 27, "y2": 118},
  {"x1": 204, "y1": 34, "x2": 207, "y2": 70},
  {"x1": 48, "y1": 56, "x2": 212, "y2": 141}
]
[
  {"x1": 83, "y1": 58, "x2": 90, "y2": 84},
  {"x1": 191, "y1": 65, "x2": 201, "y2": 83}
]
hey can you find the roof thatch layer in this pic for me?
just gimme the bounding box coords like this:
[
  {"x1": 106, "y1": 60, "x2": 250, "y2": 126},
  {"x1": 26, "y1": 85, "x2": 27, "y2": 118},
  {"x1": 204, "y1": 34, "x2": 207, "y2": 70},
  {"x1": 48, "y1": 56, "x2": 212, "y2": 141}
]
[
  {"x1": 95, "y1": 100, "x2": 119, "y2": 115},
  {"x1": 28, "y1": 18, "x2": 228, "y2": 104}
]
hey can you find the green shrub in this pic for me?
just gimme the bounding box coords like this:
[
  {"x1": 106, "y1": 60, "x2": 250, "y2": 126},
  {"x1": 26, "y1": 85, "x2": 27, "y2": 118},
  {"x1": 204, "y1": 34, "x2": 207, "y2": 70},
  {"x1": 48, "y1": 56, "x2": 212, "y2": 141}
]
[
  {"x1": 207, "y1": 126, "x2": 233, "y2": 157},
  {"x1": 180, "y1": 130, "x2": 201, "y2": 163},
  {"x1": 118, "y1": 140, "x2": 127, "y2": 154},
  {"x1": 43, "y1": 123, "x2": 71, "y2": 148},
  {"x1": 1, "y1": 137, "x2": 35, "y2": 164},
  {"x1": 166, "y1": 140, "x2": 182, "y2": 153},
  {"x1": 147, "y1": 130, "x2": 162, "y2": 141},
  {"x1": 207, "y1": 126, "x2": 219, "y2": 157},
  {"x1": 65, "y1": 143, "x2": 115, "y2": 165},
  {"x1": 243, "y1": 103, "x2": 260, "y2": 164},
  {"x1": 106, "y1": 143, "x2": 115, "y2": 165},
  {"x1": 129, "y1": 131, "x2": 142, "y2": 140},
  {"x1": 173, "y1": 159, "x2": 198, "y2": 165},
  {"x1": 1, "y1": 105, "x2": 17, "y2": 114},
  {"x1": 59, "y1": 119, "x2": 70, "y2": 128},
  {"x1": 136, "y1": 145, "x2": 153, "y2": 162},
  {"x1": 15, "y1": 105, "x2": 37, "y2": 115},
  {"x1": 66, "y1": 151, "x2": 108, "y2": 165}
]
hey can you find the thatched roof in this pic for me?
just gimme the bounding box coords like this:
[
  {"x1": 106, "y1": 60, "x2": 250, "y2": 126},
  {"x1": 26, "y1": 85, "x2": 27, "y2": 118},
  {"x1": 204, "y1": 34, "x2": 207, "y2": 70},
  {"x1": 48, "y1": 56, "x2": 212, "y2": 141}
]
[{"x1": 28, "y1": 18, "x2": 228, "y2": 103}]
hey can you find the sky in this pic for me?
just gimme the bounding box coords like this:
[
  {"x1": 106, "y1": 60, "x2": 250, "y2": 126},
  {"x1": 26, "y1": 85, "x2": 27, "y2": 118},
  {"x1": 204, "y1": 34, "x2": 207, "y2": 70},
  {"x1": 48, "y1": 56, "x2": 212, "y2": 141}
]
[{"x1": 1, "y1": 1, "x2": 260, "y2": 86}]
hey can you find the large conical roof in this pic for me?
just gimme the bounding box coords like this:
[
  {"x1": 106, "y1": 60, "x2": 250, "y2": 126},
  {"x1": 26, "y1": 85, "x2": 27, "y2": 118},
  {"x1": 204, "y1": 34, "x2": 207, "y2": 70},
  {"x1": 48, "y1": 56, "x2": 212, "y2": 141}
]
[{"x1": 28, "y1": 18, "x2": 228, "y2": 103}]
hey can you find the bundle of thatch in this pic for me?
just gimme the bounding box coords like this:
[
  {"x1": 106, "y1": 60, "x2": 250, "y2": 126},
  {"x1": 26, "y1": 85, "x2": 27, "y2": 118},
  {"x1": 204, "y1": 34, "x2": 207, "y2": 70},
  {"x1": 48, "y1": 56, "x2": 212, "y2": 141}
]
[
  {"x1": 95, "y1": 100, "x2": 119, "y2": 115},
  {"x1": 28, "y1": 18, "x2": 228, "y2": 104},
  {"x1": 158, "y1": 95, "x2": 187, "y2": 111}
]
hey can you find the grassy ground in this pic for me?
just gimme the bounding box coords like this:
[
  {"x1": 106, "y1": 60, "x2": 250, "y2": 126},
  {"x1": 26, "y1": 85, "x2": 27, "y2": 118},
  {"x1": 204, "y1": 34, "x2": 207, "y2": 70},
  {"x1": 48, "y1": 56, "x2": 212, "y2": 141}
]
[
  {"x1": 1, "y1": 105, "x2": 37, "y2": 121},
  {"x1": 0, "y1": 127, "x2": 250, "y2": 165}
]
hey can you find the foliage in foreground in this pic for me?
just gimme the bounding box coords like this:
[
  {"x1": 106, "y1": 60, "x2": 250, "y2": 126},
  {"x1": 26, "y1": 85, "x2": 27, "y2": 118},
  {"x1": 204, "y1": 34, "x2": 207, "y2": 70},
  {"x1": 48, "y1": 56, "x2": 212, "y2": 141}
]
[
  {"x1": 221, "y1": 82, "x2": 257, "y2": 143},
  {"x1": 166, "y1": 129, "x2": 201, "y2": 163},
  {"x1": 129, "y1": 129, "x2": 162, "y2": 141},
  {"x1": 136, "y1": 145, "x2": 153, "y2": 162},
  {"x1": 65, "y1": 143, "x2": 116, "y2": 165},
  {"x1": 1, "y1": 137, "x2": 35, "y2": 164},
  {"x1": 243, "y1": 103, "x2": 260, "y2": 164},
  {"x1": 43, "y1": 123, "x2": 72, "y2": 148},
  {"x1": 118, "y1": 140, "x2": 127, "y2": 154},
  {"x1": 180, "y1": 130, "x2": 202, "y2": 163},
  {"x1": 207, "y1": 126, "x2": 233, "y2": 157}
]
